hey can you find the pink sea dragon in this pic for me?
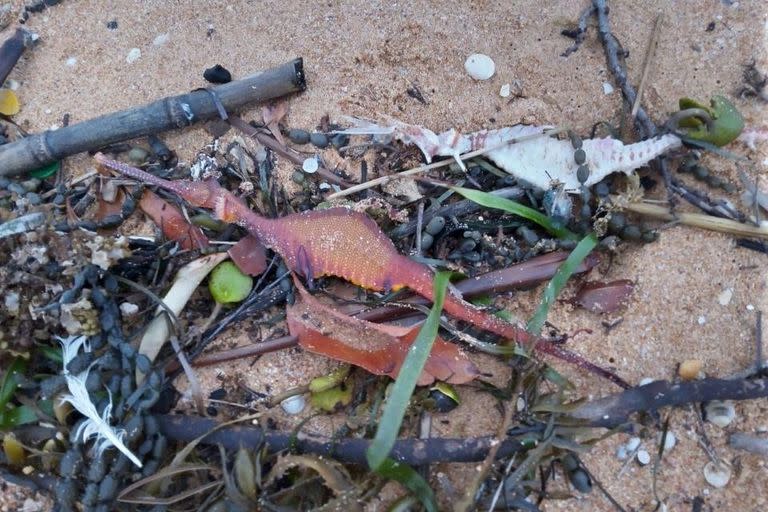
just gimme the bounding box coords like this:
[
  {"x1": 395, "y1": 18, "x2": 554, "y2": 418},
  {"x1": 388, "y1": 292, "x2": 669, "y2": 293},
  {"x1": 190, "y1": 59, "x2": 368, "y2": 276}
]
[{"x1": 337, "y1": 117, "x2": 682, "y2": 192}]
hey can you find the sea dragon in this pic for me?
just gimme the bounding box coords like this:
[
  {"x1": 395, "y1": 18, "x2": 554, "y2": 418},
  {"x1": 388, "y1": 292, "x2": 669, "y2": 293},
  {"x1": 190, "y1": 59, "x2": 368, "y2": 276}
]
[{"x1": 94, "y1": 153, "x2": 628, "y2": 388}]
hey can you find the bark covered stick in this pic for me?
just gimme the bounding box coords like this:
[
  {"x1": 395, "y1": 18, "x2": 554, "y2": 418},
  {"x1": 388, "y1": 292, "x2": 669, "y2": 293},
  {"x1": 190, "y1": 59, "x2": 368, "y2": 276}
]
[
  {"x1": 0, "y1": 58, "x2": 306, "y2": 177},
  {"x1": 0, "y1": 27, "x2": 37, "y2": 86}
]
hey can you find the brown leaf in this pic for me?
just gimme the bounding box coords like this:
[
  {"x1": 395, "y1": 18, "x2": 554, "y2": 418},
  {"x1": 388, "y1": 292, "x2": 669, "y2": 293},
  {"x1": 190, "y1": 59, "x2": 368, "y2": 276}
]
[
  {"x1": 228, "y1": 235, "x2": 267, "y2": 276},
  {"x1": 574, "y1": 280, "x2": 635, "y2": 313},
  {"x1": 262, "y1": 101, "x2": 288, "y2": 146},
  {"x1": 287, "y1": 280, "x2": 479, "y2": 386},
  {"x1": 138, "y1": 190, "x2": 210, "y2": 250}
]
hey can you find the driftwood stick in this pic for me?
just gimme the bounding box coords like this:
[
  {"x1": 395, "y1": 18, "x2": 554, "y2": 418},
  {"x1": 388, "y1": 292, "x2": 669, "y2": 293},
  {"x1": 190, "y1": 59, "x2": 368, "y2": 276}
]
[
  {"x1": 0, "y1": 27, "x2": 36, "y2": 86},
  {"x1": 571, "y1": 377, "x2": 768, "y2": 428},
  {"x1": 0, "y1": 58, "x2": 306, "y2": 177}
]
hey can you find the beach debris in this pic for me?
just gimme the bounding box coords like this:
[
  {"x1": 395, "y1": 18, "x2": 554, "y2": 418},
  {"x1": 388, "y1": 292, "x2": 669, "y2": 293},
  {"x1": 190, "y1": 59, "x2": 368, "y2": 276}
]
[
  {"x1": 674, "y1": 95, "x2": 744, "y2": 146},
  {"x1": 138, "y1": 190, "x2": 210, "y2": 250},
  {"x1": 126, "y1": 48, "x2": 141, "y2": 64},
  {"x1": 203, "y1": 64, "x2": 232, "y2": 84},
  {"x1": 703, "y1": 460, "x2": 731, "y2": 487},
  {"x1": 208, "y1": 261, "x2": 253, "y2": 305},
  {"x1": 280, "y1": 394, "x2": 306, "y2": 415},
  {"x1": 95, "y1": 154, "x2": 630, "y2": 388},
  {"x1": 136, "y1": 252, "x2": 228, "y2": 382},
  {"x1": 286, "y1": 278, "x2": 479, "y2": 386},
  {"x1": 0, "y1": 88, "x2": 19, "y2": 115},
  {"x1": 705, "y1": 400, "x2": 737, "y2": 427},
  {"x1": 288, "y1": 128, "x2": 310, "y2": 144},
  {"x1": 573, "y1": 280, "x2": 635, "y2": 313},
  {"x1": 464, "y1": 53, "x2": 495, "y2": 80},
  {"x1": 58, "y1": 335, "x2": 143, "y2": 468},
  {"x1": 0, "y1": 212, "x2": 45, "y2": 239},
  {"x1": 678, "y1": 359, "x2": 703, "y2": 380},
  {"x1": 334, "y1": 117, "x2": 682, "y2": 191},
  {"x1": 302, "y1": 157, "x2": 319, "y2": 174}
]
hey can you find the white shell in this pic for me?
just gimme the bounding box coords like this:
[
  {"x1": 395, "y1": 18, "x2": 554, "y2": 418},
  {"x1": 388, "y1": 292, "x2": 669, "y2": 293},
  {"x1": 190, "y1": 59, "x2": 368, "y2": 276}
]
[
  {"x1": 703, "y1": 461, "x2": 731, "y2": 488},
  {"x1": 705, "y1": 400, "x2": 736, "y2": 428},
  {"x1": 302, "y1": 157, "x2": 319, "y2": 174},
  {"x1": 280, "y1": 394, "x2": 306, "y2": 415},
  {"x1": 636, "y1": 449, "x2": 651, "y2": 465},
  {"x1": 499, "y1": 83, "x2": 511, "y2": 98},
  {"x1": 464, "y1": 53, "x2": 495, "y2": 80}
]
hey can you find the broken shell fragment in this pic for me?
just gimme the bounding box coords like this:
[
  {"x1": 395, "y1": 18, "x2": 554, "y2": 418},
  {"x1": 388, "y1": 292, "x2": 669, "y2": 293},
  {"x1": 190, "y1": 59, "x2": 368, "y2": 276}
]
[
  {"x1": 705, "y1": 400, "x2": 736, "y2": 428},
  {"x1": 703, "y1": 461, "x2": 731, "y2": 488},
  {"x1": 499, "y1": 83, "x2": 511, "y2": 97},
  {"x1": 464, "y1": 53, "x2": 495, "y2": 80}
]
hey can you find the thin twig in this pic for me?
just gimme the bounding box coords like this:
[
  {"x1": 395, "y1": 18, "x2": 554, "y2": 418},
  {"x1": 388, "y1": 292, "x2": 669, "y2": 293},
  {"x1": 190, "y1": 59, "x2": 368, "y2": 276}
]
[{"x1": 631, "y1": 14, "x2": 663, "y2": 118}]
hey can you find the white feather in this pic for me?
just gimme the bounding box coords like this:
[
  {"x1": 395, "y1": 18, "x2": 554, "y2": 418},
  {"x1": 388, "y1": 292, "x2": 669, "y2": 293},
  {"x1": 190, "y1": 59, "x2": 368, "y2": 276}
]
[{"x1": 58, "y1": 335, "x2": 143, "y2": 468}]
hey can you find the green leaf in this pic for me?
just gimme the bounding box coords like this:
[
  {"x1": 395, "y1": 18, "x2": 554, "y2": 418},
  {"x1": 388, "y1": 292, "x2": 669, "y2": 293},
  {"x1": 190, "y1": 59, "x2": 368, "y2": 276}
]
[
  {"x1": 0, "y1": 357, "x2": 28, "y2": 429},
  {"x1": 677, "y1": 95, "x2": 744, "y2": 147},
  {"x1": 375, "y1": 458, "x2": 437, "y2": 512},
  {"x1": 526, "y1": 233, "x2": 598, "y2": 336},
  {"x1": 451, "y1": 186, "x2": 578, "y2": 240},
  {"x1": 367, "y1": 271, "x2": 451, "y2": 471},
  {"x1": 0, "y1": 405, "x2": 38, "y2": 428}
]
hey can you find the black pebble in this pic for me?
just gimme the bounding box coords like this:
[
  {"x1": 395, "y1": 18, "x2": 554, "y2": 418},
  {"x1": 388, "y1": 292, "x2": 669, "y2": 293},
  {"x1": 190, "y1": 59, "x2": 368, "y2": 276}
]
[
  {"x1": 594, "y1": 181, "x2": 610, "y2": 197},
  {"x1": 568, "y1": 131, "x2": 583, "y2": 149},
  {"x1": 310, "y1": 132, "x2": 329, "y2": 148},
  {"x1": 420, "y1": 232, "x2": 434, "y2": 251},
  {"x1": 425, "y1": 216, "x2": 446, "y2": 235},
  {"x1": 620, "y1": 225, "x2": 642, "y2": 241},
  {"x1": 576, "y1": 164, "x2": 590, "y2": 184},
  {"x1": 288, "y1": 129, "x2": 310, "y2": 145},
  {"x1": 516, "y1": 225, "x2": 539, "y2": 245},
  {"x1": 331, "y1": 133, "x2": 350, "y2": 148},
  {"x1": 203, "y1": 64, "x2": 232, "y2": 84},
  {"x1": 608, "y1": 212, "x2": 626, "y2": 233},
  {"x1": 693, "y1": 165, "x2": 710, "y2": 180},
  {"x1": 569, "y1": 468, "x2": 593, "y2": 493},
  {"x1": 106, "y1": 20, "x2": 118, "y2": 30},
  {"x1": 209, "y1": 388, "x2": 227, "y2": 400},
  {"x1": 574, "y1": 148, "x2": 587, "y2": 165}
]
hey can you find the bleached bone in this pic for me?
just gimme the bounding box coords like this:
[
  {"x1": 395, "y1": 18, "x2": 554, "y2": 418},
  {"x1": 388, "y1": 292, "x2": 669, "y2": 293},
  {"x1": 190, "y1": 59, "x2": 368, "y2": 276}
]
[{"x1": 336, "y1": 118, "x2": 682, "y2": 192}]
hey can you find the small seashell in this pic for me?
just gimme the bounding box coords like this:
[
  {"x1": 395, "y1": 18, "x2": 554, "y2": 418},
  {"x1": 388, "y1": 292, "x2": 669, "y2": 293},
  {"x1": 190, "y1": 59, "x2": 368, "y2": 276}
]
[
  {"x1": 280, "y1": 394, "x2": 306, "y2": 415},
  {"x1": 659, "y1": 431, "x2": 676, "y2": 452},
  {"x1": 464, "y1": 53, "x2": 495, "y2": 80},
  {"x1": 636, "y1": 449, "x2": 651, "y2": 465},
  {"x1": 499, "y1": 83, "x2": 511, "y2": 97},
  {"x1": 626, "y1": 437, "x2": 642, "y2": 452},
  {"x1": 705, "y1": 400, "x2": 736, "y2": 428},
  {"x1": 602, "y1": 82, "x2": 614, "y2": 95},
  {"x1": 302, "y1": 157, "x2": 319, "y2": 174},
  {"x1": 126, "y1": 48, "x2": 141, "y2": 64},
  {"x1": 703, "y1": 461, "x2": 731, "y2": 488}
]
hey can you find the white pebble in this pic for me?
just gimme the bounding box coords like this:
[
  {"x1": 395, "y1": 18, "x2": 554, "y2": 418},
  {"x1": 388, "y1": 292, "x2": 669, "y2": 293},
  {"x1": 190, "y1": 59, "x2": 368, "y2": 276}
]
[
  {"x1": 499, "y1": 83, "x2": 511, "y2": 97},
  {"x1": 4, "y1": 291, "x2": 20, "y2": 315},
  {"x1": 152, "y1": 33, "x2": 170, "y2": 46},
  {"x1": 660, "y1": 431, "x2": 676, "y2": 452},
  {"x1": 302, "y1": 157, "x2": 319, "y2": 174},
  {"x1": 126, "y1": 48, "x2": 141, "y2": 64},
  {"x1": 626, "y1": 437, "x2": 642, "y2": 452},
  {"x1": 280, "y1": 394, "x2": 306, "y2": 415},
  {"x1": 616, "y1": 445, "x2": 628, "y2": 460},
  {"x1": 703, "y1": 461, "x2": 731, "y2": 488},
  {"x1": 638, "y1": 377, "x2": 655, "y2": 386},
  {"x1": 717, "y1": 288, "x2": 733, "y2": 306},
  {"x1": 705, "y1": 400, "x2": 736, "y2": 428},
  {"x1": 698, "y1": 315, "x2": 706, "y2": 325},
  {"x1": 747, "y1": 304, "x2": 755, "y2": 311},
  {"x1": 602, "y1": 82, "x2": 614, "y2": 95},
  {"x1": 636, "y1": 449, "x2": 651, "y2": 465},
  {"x1": 464, "y1": 53, "x2": 495, "y2": 80},
  {"x1": 65, "y1": 57, "x2": 77, "y2": 68},
  {"x1": 119, "y1": 302, "x2": 139, "y2": 317}
]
